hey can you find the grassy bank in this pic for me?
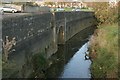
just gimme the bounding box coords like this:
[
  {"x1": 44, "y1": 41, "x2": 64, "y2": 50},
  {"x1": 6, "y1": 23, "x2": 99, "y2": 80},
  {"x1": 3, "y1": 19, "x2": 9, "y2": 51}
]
[
  {"x1": 89, "y1": 2, "x2": 119, "y2": 78},
  {"x1": 89, "y1": 23, "x2": 118, "y2": 78}
]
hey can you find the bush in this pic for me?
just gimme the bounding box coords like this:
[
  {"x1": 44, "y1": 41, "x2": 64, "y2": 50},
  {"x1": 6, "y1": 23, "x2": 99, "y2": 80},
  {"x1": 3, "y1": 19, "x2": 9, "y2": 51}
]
[
  {"x1": 32, "y1": 53, "x2": 47, "y2": 71},
  {"x1": 93, "y1": 2, "x2": 118, "y2": 25},
  {"x1": 31, "y1": 52, "x2": 48, "y2": 78}
]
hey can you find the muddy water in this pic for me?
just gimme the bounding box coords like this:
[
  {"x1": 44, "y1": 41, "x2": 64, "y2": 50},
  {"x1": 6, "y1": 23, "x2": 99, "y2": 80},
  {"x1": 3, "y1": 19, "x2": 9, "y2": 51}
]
[{"x1": 45, "y1": 26, "x2": 95, "y2": 78}]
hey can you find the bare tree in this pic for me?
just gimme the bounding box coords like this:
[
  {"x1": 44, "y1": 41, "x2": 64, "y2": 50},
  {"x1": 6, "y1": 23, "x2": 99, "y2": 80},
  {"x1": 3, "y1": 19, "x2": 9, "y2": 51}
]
[{"x1": 3, "y1": 36, "x2": 16, "y2": 62}]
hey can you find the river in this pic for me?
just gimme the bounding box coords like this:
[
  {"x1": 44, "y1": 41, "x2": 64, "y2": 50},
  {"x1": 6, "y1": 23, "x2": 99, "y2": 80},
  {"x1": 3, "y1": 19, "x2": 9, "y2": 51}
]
[
  {"x1": 60, "y1": 42, "x2": 91, "y2": 78},
  {"x1": 44, "y1": 26, "x2": 95, "y2": 79}
]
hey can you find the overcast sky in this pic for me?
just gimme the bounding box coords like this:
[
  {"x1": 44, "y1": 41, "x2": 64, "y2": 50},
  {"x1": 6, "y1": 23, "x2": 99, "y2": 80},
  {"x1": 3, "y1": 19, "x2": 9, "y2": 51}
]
[
  {"x1": 1, "y1": 0, "x2": 118, "y2": 2},
  {"x1": 1, "y1": 0, "x2": 81, "y2": 2}
]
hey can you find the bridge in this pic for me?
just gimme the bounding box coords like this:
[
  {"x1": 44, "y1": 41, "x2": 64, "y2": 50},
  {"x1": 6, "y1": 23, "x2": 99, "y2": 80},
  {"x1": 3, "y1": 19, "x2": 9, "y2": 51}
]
[{"x1": 2, "y1": 11, "x2": 97, "y2": 78}]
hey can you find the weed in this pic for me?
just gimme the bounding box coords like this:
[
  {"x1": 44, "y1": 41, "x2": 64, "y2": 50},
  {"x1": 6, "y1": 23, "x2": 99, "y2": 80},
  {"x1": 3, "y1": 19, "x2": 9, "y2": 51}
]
[{"x1": 90, "y1": 24, "x2": 118, "y2": 78}]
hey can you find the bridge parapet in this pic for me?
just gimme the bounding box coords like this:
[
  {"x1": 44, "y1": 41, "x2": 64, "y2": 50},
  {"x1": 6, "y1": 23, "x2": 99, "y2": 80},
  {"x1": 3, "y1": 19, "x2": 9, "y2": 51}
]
[
  {"x1": 55, "y1": 11, "x2": 96, "y2": 44},
  {"x1": 2, "y1": 11, "x2": 97, "y2": 78}
]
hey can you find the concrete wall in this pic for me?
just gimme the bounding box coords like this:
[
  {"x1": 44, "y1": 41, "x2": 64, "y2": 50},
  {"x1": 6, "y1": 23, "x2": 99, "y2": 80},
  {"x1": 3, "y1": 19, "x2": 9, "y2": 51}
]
[
  {"x1": 2, "y1": 13, "x2": 58, "y2": 77},
  {"x1": 23, "y1": 6, "x2": 50, "y2": 12},
  {"x1": 2, "y1": 13, "x2": 56, "y2": 57},
  {"x1": 55, "y1": 11, "x2": 96, "y2": 44},
  {"x1": 2, "y1": 11, "x2": 97, "y2": 78}
]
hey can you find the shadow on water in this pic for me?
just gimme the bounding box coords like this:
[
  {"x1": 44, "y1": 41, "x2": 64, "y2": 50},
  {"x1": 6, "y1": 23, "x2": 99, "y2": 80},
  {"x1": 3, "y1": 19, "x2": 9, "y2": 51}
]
[
  {"x1": 45, "y1": 26, "x2": 96, "y2": 78},
  {"x1": 59, "y1": 42, "x2": 91, "y2": 78}
]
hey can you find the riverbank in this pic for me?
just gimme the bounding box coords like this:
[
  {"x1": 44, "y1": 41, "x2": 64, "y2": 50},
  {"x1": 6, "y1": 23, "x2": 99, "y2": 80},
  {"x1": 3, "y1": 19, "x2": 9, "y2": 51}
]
[{"x1": 89, "y1": 23, "x2": 118, "y2": 78}]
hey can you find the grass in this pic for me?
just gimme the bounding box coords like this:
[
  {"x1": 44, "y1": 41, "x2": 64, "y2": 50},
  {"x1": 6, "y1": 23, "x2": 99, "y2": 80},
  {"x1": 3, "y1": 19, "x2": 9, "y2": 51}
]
[
  {"x1": 2, "y1": 61, "x2": 18, "y2": 78},
  {"x1": 50, "y1": 7, "x2": 93, "y2": 12},
  {"x1": 64, "y1": 7, "x2": 73, "y2": 11},
  {"x1": 80, "y1": 9, "x2": 94, "y2": 11},
  {"x1": 89, "y1": 24, "x2": 118, "y2": 78}
]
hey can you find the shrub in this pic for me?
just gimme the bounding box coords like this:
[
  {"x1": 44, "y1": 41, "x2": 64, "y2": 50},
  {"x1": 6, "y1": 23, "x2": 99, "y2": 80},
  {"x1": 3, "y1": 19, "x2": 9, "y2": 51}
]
[
  {"x1": 93, "y1": 2, "x2": 118, "y2": 25},
  {"x1": 32, "y1": 53, "x2": 47, "y2": 72}
]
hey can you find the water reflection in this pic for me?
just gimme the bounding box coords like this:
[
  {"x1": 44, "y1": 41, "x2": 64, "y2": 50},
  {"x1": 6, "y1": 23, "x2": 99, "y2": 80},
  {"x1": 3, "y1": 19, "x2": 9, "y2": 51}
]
[
  {"x1": 60, "y1": 42, "x2": 91, "y2": 78},
  {"x1": 45, "y1": 26, "x2": 95, "y2": 78}
]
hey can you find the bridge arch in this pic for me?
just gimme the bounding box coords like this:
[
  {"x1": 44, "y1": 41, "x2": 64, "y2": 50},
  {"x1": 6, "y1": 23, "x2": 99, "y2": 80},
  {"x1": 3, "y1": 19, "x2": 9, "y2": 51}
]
[{"x1": 57, "y1": 25, "x2": 65, "y2": 44}]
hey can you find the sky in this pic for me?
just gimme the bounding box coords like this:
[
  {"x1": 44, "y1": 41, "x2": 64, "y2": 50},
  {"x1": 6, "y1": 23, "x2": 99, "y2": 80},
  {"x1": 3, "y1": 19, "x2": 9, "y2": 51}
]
[{"x1": 0, "y1": 0, "x2": 118, "y2": 2}]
